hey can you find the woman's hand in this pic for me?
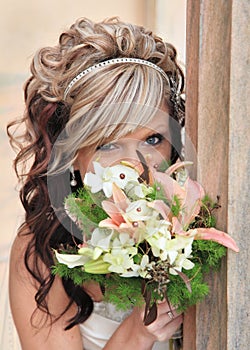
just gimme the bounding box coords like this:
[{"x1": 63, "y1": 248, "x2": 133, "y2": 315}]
[
  {"x1": 105, "y1": 300, "x2": 183, "y2": 350},
  {"x1": 141, "y1": 300, "x2": 183, "y2": 343}
]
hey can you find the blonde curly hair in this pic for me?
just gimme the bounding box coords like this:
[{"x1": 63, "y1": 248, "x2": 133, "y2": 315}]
[{"x1": 24, "y1": 17, "x2": 185, "y2": 174}]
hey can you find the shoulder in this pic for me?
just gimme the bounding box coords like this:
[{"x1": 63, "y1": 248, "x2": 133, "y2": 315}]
[
  {"x1": 10, "y1": 233, "x2": 43, "y2": 289},
  {"x1": 9, "y1": 234, "x2": 83, "y2": 349},
  {"x1": 10, "y1": 234, "x2": 34, "y2": 285}
]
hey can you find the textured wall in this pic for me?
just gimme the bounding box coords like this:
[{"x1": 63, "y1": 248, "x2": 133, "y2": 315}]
[{"x1": 184, "y1": 0, "x2": 249, "y2": 349}]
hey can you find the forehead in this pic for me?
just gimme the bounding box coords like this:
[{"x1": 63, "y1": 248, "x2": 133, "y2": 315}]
[
  {"x1": 77, "y1": 108, "x2": 170, "y2": 154},
  {"x1": 75, "y1": 102, "x2": 170, "y2": 151},
  {"x1": 120, "y1": 110, "x2": 169, "y2": 138}
]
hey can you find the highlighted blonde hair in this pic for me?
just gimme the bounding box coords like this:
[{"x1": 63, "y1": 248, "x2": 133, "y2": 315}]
[{"x1": 26, "y1": 17, "x2": 184, "y2": 174}]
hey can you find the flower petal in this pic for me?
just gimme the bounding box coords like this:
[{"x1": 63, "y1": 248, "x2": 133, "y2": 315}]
[
  {"x1": 147, "y1": 200, "x2": 171, "y2": 220},
  {"x1": 193, "y1": 227, "x2": 239, "y2": 252},
  {"x1": 165, "y1": 161, "x2": 193, "y2": 176},
  {"x1": 101, "y1": 200, "x2": 125, "y2": 226},
  {"x1": 55, "y1": 251, "x2": 90, "y2": 268},
  {"x1": 182, "y1": 177, "x2": 205, "y2": 225}
]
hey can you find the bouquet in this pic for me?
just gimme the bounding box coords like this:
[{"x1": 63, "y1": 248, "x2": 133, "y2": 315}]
[{"x1": 53, "y1": 156, "x2": 239, "y2": 324}]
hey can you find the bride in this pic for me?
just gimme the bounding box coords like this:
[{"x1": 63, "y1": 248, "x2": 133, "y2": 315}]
[{"x1": 7, "y1": 17, "x2": 185, "y2": 349}]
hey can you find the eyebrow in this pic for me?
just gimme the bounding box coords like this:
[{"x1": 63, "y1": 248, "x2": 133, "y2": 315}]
[{"x1": 97, "y1": 122, "x2": 169, "y2": 145}]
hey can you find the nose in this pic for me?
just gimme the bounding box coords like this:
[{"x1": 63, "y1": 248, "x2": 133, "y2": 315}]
[{"x1": 118, "y1": 143, "x2": 145, "y2": 165}]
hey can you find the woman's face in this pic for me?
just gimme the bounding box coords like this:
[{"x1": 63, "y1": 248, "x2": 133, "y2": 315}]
[{"x1": 74, "y1": 110, "x2": 171, "y2": 180}]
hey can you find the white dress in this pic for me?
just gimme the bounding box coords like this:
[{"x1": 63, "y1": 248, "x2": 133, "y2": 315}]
[{"x1": 79, "y1": 302, "x2": 169, "y2": 350}]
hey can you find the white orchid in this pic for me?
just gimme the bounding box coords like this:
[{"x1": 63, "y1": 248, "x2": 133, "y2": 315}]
[
  {"x1": 124, "y1": 199, "x2": 157, "y2": 222},
  {"x1": 87, "y1": 227, "x2": 114, "y2": 260},
  {"x1": 144, "y1": 218, "x2": 172, "y2": 240},
  {"x1": 124, "y1": 181, "x2": 153, "y2": 199},
  {"x1": 84, "y1": 162, "x2": 140, "y2": 198},
  {"x1": 129, "y1": 254, "x2": 154, "y2": 279},
  {"x1": 146, "y1": 229, "x2": 194, "y2": 271},
  {"x1": 169, "y1": 254, "x2": 195, "y2": 275},
  {"x1": 112, "y1": 232, "x2": 135, "y2": 249},
  {"x1": 103, "y1": 247, "x2": 137, "y2": 274}
]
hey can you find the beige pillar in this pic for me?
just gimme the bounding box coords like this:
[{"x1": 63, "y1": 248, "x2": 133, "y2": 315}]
[
  {"x1": 227, "y1": 1, "x2": 250, "y2": 349},
  {"x1": 184, "y1": 0, "x2": 249, "y2": 349}
]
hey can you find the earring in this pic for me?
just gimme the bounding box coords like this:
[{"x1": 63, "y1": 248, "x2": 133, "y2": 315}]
[
  {"x1": 154, "y1": 164, "x2": 159, "y2": 169},
  {"x1": 70, "y1": 166, "x2": 77, "y2": 186}
]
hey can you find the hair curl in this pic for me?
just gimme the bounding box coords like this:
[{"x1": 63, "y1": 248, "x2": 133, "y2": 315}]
[{"x1": 7, "y1": 17, "x2": 185, "y2": 330}]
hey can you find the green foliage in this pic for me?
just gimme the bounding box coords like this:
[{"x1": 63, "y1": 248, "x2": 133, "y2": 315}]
[
  {"x1": 52, "y1": 262, "x2": 144, "y2": 310},
  {"x1": 166, "y1": 264, "x2": 209, "y2": 312},
  {"x1": 52, "y1": 262, "x2": 106, "y2": 285},
  {"x1": 64, "y1": 187, "x2": 108, "y2": 236},
  {"x1": 170, "y1": 195, "x2": 182, "y2": 217},
  {"x1": 76, "y1": 187, "x2": 107, "y2": 223},
  {"x1": 52, "y1": 250, "x2": 222, "y2": 313},
  {"x1": 192, "y1": 240, "x2": 226, "y2": 272},
  {"x1": 104, "y1": 276, "x2": 144, "y2": 310},
  {"x1": 190, "y1": 195, "x2": 219, "y2": 229}
]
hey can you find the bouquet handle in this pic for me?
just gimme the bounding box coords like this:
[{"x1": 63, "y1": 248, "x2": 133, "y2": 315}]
[{"x1": 169, "y1": 325, "x2": 183, "y2": 350}]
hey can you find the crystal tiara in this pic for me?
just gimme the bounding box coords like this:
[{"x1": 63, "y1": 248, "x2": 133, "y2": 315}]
[{"x1": 64, "y1": 57, "x2": 171, "y2": 100}]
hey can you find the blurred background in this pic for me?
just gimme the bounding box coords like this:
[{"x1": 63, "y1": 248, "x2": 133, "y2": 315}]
[{"x1": 0, "y1": 0, "x2": 186, "y2": 348}]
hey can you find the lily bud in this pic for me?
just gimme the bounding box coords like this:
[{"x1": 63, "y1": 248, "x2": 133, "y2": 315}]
[{"x1": 84, "y1": 258, "x2": 111, "y2": 274}]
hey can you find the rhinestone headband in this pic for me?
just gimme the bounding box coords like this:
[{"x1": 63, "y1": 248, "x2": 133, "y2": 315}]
[{"x1": 64, "y1": 57, "x2": 171, "y2": 100}]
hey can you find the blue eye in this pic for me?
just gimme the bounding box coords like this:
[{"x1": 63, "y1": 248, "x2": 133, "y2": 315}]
[
  {"x1": 97, "y1": 143, "x2": 115, "y2": 151},
  {"x1": 145, "y1": 133, "x2": 164, "y2": 145}
]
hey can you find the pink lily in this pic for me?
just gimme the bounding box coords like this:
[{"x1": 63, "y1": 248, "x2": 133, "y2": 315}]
[
  {"x1": 193, "y1": 227, "x2": 239, "y2": 252},
  {"x1": 147, "y1": 200, "x2": 171, "y2": 220},
  {"x1": 172, "y1": 217, "x2": 239, "y2": 252},
  {"x1": 99, "y1": 183, "x2": 135, "y2": 233},
  {"x1": 165, "y1": 161, "x2": 193, "y2": 177},
  {"x1": 152, "y1": 166, "x2": 239, "y2": 252},
  {"x1": 169, "y1": 187, "x2": 239, "y2": 252},
  {"x1": 152, "y1": 168, "x2": 185, "y2": 203},
  {"x1": 153, "y1": 168, "x2": 204, "y2": 225},
  {"x1": 181, "y1": 177, "x2": 205, "y2": 226}
]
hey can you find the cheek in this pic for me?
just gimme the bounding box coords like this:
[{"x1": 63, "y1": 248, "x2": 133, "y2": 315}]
[
  {"x1": 159, "y1": 142, "x2": 171, "y2": 160},
  {"x1": 74, "y1": 150, "x2": 98, "y2": 179},
  {"x1": 138, "y1": 142, "x2": 171, "y2": 167}
]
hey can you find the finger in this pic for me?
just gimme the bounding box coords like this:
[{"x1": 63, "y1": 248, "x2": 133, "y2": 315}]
[
  {"x1": 168, "y1": 314, "x2": 183, "y2": 338},
  {"x1": 145, "y1": 308, "x2": 183, "y2": 336},
  {"x1": 157, "y1": 301, "x2": 180, "y2": 317},
  {"x1": 156, "y1": 314, "x2": 184, "y2": 342},
  {"x1": 158, "y1": 310, "x2": 182, "y2": 328}
]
